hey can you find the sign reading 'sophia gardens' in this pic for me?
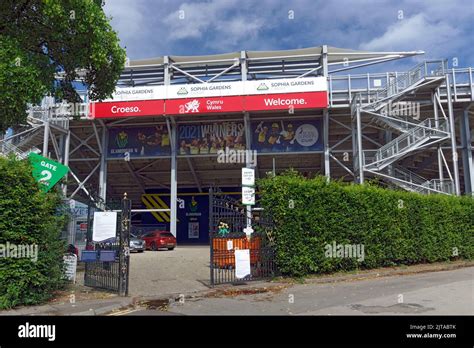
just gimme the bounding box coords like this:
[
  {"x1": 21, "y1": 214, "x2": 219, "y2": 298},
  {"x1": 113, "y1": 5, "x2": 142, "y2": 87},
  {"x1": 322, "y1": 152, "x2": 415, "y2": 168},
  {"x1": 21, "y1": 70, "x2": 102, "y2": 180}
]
[{"x1": 107, "y1": 120, "x2": 323, "y2": 159}]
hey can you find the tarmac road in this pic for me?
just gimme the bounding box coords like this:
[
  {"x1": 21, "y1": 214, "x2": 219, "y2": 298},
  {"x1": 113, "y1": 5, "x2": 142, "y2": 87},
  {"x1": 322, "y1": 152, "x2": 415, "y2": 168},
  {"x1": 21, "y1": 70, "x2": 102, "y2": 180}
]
[{"x1": 117, "y1": 266, "x2": 473, "y2": 315}]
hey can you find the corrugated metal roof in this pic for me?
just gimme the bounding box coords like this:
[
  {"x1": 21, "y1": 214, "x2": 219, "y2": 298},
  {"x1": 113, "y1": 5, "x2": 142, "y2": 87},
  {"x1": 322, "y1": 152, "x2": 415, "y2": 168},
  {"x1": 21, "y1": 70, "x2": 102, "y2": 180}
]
[{"x1": 127, "y1": 46, "x2": 423, "y2": 67}]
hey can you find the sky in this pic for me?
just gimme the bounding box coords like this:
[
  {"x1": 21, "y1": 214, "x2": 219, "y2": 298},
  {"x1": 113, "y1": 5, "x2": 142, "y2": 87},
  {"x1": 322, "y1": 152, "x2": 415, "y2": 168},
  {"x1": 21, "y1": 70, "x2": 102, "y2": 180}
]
[{"x1": 103, "y1": 0, "x2": 474, "y2": 71}]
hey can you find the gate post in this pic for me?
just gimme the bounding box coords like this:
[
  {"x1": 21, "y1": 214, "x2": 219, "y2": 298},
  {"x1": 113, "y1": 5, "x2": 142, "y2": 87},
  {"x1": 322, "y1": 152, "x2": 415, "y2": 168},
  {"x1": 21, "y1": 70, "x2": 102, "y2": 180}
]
[
  {"x1": 209, "y1": 187, "x2": 214, "y2": 286},
  {"x1": 119, "y1": 193, "x2": 131, "y2": 296}
]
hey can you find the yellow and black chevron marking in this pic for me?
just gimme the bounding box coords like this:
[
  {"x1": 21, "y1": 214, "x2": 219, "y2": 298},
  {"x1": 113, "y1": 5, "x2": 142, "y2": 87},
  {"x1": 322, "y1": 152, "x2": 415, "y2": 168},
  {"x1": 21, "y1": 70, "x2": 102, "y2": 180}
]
[
  {"x1": 141, "y1": 194, "x2": 178, "y2": 223},
  {"x1": 141, "y1": 191, "x2": 250, "y2": 224}
]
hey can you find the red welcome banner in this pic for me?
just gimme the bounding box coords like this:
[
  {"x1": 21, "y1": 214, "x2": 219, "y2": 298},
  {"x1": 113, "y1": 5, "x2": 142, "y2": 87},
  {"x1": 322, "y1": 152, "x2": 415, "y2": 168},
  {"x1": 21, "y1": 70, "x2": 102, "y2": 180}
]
[
  {"x1": 89, "y1": 92, "x2": 327, "y2": 118},
  {"x1": 245, "y1": 91, "x2": 327, "y2": 112},
  {"x1": 90, "y1": 100, "x2": 165, "y2": 119}
]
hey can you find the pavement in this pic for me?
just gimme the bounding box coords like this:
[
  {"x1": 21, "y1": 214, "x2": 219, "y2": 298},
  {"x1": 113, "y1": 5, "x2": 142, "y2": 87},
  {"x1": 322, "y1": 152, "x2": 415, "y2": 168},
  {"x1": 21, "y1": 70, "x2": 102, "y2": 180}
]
[
  {"x1": 0, "y1": 296, "x2": 133, "y2": 316},
  {"x1": 0, "y1": 244, "x2": 472, "y2": 316},
  {"x1": 74, "y1": 245, "x2": 211, "y2": 297},
  {"x1": 128, "y1": 245, "x2": 211, "y2": 296}
]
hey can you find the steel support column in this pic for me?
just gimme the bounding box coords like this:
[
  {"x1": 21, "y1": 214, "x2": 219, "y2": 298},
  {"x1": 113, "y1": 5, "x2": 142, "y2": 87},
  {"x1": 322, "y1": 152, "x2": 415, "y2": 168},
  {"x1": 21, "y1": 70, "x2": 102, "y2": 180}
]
[
  {"x1": 446, "y1": 74, "x2": 461, "y2": 195},
  {"x1": 243, "y1": 112, "x2": 252, "y2": 230},
  {"x1": 61, "y1": 129, "x2": 71, "y2": 247},
  {"x1": 384, "y1": 129, "x2": 393, "y2": 177},
  {"x1": 98, "y1": 121, "x2": 108, "y2": 203},
  {"x1": 240, "y1": 51, "x2": 248, "y2": 81},
  {"x1": 433, "y1": 90, "x2": 444, "y2": 183},
  {"x1": 243, "y1": 112, "x2": 251, "y2": 155},
  {"x1": 59, "y1": 135, "x2": 64, "y2": 162},
  {"x1": 42, "y1": 120, "x2": 50, "y2": 157},
  {"x1": 164, "y1": 56, "x2": 171, "y2": 85},
  {"x1": 460, "y1": 106, "x2": 474, "y2": 195},
  {"x1": 351, "y1": 114, "x2": 358, "y2": 183},
  {"x1": 186, "y1": 157, "x2": 202, "y2": 193},
  {"x1": 167, "y1": 117, "x2": 178, "y2": 238},
  {"x1": 62, "y1": 129, "x2": 71, "y2": 196},
  {"x1": 356, "y1": 106, "x2": 364, "y2": 183},
  {"x1": 323, "y1": 109, "x2": 330, "y2": 180},
  {"x1": 322, "y1": 45, "x2": 328, "y2": 77}
]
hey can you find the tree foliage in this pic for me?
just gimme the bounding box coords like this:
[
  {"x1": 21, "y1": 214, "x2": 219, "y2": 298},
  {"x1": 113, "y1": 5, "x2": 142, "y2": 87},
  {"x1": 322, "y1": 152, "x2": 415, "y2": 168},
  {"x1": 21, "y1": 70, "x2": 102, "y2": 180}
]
[
  {"x1": 0, "y1": 156, "x2": 68, "y2": 309},
  {"x1": 0, "y1": 0, "x2": 126, "y2": 131}
]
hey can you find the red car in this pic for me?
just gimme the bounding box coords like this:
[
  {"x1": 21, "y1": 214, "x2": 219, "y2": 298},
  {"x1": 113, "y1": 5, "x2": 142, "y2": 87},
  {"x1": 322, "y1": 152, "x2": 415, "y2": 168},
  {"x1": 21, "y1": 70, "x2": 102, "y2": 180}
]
[{"x1": 142, "y1": 231, "x2": 176, "y2": 251}]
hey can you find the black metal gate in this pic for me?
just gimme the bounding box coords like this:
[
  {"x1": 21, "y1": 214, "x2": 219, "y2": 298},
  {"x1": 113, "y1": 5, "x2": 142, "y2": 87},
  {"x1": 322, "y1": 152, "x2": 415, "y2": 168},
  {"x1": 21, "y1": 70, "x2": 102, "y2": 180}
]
[
  {"x1": 209, "y1": 188, "x2": 278, "y2": 285},
  {"x1": 84, "y1": 194, "x2": 131, "y2": 296}
]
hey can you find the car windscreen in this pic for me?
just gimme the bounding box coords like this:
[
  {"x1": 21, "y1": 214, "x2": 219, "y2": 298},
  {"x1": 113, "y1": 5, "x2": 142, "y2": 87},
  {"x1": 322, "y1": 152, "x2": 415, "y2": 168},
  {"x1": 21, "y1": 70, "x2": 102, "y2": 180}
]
[{"x1": 160, "y1": 232, "x2": 174, "y2": 238}]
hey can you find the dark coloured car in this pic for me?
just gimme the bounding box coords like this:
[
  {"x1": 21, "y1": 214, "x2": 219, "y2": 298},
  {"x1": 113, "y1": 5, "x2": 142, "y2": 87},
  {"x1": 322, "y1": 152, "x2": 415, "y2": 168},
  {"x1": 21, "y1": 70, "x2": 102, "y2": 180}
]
[{"x1": 142, "y1": 231, "x2": 176, "y2": 251}]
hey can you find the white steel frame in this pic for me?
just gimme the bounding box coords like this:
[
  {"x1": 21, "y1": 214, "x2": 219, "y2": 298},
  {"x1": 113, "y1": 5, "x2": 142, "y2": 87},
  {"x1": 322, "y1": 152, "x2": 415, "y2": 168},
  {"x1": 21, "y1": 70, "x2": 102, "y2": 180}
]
[{"x1": 1, "y1": 46, "x2": 473, "y2": 238}]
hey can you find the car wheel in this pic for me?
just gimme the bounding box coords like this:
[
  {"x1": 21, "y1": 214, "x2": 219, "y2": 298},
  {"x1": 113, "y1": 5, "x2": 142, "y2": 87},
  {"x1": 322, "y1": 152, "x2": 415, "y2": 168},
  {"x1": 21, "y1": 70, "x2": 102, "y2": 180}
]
[
  {"x1": 167, "y1": 247, "x2": 174, "y2": 250},
  {"x1": 151, "y1": 242, "x2": 157, "y2": 251}
]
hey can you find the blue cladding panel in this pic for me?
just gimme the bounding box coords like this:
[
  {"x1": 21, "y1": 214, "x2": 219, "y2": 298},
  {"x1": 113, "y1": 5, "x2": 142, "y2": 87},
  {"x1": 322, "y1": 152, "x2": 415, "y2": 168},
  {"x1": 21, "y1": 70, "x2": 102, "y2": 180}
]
[{"x1": 142, "y1": 187, "x2": 240, "y2": 244}]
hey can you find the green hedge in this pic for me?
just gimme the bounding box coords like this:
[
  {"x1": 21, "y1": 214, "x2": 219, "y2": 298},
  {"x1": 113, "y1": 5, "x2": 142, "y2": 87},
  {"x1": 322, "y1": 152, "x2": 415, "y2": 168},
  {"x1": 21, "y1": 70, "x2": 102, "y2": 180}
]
[
  {"x1": 0, "y1": 156, "x2": 67, "y2": 309},
  {"x1": 258, "y1": 171, "x2": 474, "y2": 277}
]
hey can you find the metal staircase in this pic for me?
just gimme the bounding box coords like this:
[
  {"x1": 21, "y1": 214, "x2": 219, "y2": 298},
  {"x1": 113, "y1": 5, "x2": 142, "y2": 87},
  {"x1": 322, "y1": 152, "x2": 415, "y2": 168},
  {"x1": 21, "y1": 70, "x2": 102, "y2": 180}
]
[
  {"x1": 353, "y1": 60, "x2": 455, "y2": 195},
  {"x1": 364, "y1": 60, "x2": 446, "y2": 112},
  {"x1": 0, "y1": 127, "x2": 43, "y2": 159},
  {"x1": 367, "y1": 165, "x2": 455, "y2": 195},
  {"x1": 0, "y1": 97, "x2": 70, "y2": 159},
  {"x1": 363, "y1": 118, "x2": 450, "y2": 171}
]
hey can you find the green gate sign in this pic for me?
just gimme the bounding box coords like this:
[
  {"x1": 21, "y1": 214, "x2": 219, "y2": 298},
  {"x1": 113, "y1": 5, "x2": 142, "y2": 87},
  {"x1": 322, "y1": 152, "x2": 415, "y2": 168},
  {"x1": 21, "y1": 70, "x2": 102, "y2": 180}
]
[{"x1": 28, "y1": 153, "x2": 69, "y2": 192}]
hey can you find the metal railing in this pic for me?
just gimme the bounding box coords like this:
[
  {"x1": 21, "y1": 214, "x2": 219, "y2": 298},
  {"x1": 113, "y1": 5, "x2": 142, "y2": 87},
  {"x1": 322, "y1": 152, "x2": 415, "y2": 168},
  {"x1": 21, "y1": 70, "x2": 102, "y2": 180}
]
[
  {"x1": 370, "y1": 60, "x2": 446, "y2": 110},
  {"x1": 416, "y1": 179, "x2": 455, "y2": 195},
  {"x1": 389, "y1": 165, "x2": 428, "y2": 186},
  {"x1": 388, "y1": 166, "x2": 453, "y2": 194},
  {"x1": 209, "y1": 189, "x2": 278, "y2": 286},
  {"x1": 0, "y1": 96, "x2": 84, "y2": 157},
  {"x1": 372, "y1": 112, "x2": 413, "y2": 133},
  {"x1": 28, "y1": 104, "x2": 75, "y2": 130},
  {"x1": 0, "y1": 126, "x2": 43, "y2": 155},
  {"x1": 351, "y1": 61, "x2": 457, "y2": 195},
  {"x1": 328, "y1": 66, "x2": 473, "y2": 107},
  {"x1": 20, "y1": 64, "x2": 472, "y2": 122},
  {"x1": 364, "y1": 118, "x2": 449, "y2": 170},
  {"x1": 0, "y1": 141, "x2": 24, "y2": 159},
  {"x1": 27, "y1": 95, "x2": 90, "y2": 129},
  {"x1": 0, "y1": 134, "x2": 41, "y2": 159},
  {"x1": 371, "y1": 166, "x2": 454, "y2": 194},
  {"x1": 350, "y1": 93, "x2": 360, "y2": 117}
]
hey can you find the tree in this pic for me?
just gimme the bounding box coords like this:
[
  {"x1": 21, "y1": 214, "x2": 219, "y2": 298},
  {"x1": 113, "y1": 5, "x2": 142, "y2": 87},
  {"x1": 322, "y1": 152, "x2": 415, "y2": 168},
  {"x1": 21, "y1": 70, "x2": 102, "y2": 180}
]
[
  {"x1": 0, "y1": 155, "x2": 68, "y2": 309},
  {"x1": 0, "y1": 0, "x2": 126, "y2": 132}
]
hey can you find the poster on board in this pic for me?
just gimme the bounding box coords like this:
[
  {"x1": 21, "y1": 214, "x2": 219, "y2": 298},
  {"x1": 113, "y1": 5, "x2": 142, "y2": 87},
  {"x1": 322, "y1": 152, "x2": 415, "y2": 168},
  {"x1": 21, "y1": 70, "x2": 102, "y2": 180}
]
[
  {"x1": 252, "y1": 119, "x2": 323, "y2": 153},
  {"x1": 177, "y1": 122, "x2": 246, "y2": 155},
  {"x1": 108, "y1": 126, "x2": 171, "y2": 158},
  {"x1": 188, "y1": 222, "x2": 200, "y2": 239}
]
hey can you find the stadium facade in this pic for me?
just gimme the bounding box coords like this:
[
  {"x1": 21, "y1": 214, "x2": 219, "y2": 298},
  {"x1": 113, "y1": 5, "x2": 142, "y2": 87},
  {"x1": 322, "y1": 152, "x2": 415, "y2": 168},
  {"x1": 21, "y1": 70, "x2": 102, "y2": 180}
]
[{"x1": 1, "y1": 45, "x2": 473, "y2": 244}]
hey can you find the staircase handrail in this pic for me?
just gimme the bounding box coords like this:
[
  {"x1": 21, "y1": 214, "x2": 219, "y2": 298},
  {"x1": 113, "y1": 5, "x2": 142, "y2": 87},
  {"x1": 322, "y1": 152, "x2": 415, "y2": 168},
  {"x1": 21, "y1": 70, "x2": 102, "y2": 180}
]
[
  {"x1": 377, "y1": 118, "x2": 447, "y2": 155},
  {"x1": 390, "y1": 165, "x2": 428, "y2": 186}
]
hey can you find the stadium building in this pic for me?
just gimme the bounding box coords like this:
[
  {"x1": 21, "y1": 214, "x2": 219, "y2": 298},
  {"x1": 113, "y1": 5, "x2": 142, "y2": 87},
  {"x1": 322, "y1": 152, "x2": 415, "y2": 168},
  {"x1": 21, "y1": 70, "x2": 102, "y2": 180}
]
[{"x1": 1, "y1": 45, "x2": 473, "y2": 246}]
